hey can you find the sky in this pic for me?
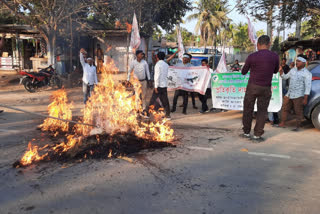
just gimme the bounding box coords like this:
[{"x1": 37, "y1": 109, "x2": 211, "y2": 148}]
[{"x1": 180, "y1": 0, "x2": 295, "y2": 40}]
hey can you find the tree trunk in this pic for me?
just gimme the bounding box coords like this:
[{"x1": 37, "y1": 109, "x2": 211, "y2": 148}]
[
  {"x1": 295, "y1": 18, "x2": 302, "y2": 40},
  {"x1": 47, "y1": 30, "x2": 56, "y2": 66}
]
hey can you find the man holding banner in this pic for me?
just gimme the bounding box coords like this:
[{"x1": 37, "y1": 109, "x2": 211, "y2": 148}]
[{"x1": 241, "y1": 35, "x2": 279, "y2": 142}]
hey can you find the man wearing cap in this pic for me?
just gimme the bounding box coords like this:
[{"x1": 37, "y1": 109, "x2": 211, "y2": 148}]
[
  {"x1": 128, "y1": 50, "x2": 151, "y2": 112},
  {"x1": 241, "y1": 35, "x2": 279, "y2": 142},
  {"x1": 80, "y1": 48, "x2": 98, "y2": 104},
  {"x1": 278, "y1": 55, "x2": 312, "y2": 131},
  {"x1": 171, "y1": 53, "x2": 197, "y2": 114}
]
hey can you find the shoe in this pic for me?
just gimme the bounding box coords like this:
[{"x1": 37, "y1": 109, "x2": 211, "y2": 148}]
[
  {"x1": 0, "y1": 110, "x2": 3, "y2": 114},
  {"x1": 270, "y1": 121, "x2": 274, "y2": 125},
  {"x1": 182, "y1": 111, "x2": 187, "y2": 115},
  {"x1": 179, "y1": 104, "x2": 184, "y2": 107},
  {"x1": 171, "y1": 108, "x2": 176, "y2": 113},
  {"x1": 164, "y1": 116, "x2": 171, "y2": 120},
  {"x1": 291, "y1": 127, "x2": 300, "y2": 132},
  {"x1": 278, "y1": 123, "x2": 286, "y2": 128},
  {"x1": 239, "y1": 133, "x2": 251, "y2": 138},
  {"x1": 199, "y1": 110, "x2": 205, "y2": 114},
  {"x1": 193, "y1": 106, "x2": 198, "y2": 109},
  {"x1": 251, "y1": 135, "x2": 264, "y2": 143}
]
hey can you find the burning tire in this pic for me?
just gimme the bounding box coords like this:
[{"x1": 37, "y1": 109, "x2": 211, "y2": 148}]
[{"x1": 22, "y1": 77, "x2": 36, "y2": 93}]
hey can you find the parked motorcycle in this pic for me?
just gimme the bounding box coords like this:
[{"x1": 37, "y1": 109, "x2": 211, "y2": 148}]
[{"x1": 19, "y1": 65, "x2": 62, "y2": 93}]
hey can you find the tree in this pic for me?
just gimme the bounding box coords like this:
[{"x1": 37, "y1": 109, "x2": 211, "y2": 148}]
[
  {"x1": 278, "y1": 0, "x2": 320, "y2": 39},
  {"x1": 237, "y1": 0, "x2": 278, "y2": 41},
  {"x1": 165, "y1": 27, "x2": 194, "y2": 46},
  {"x1": 108, "y1": 0, "x2": 191, "y2": 38},
  {"x1": 187, "y1": 0, "x2": 229, "y2": 48},
  {"x1": 231, "y1": 22, "x2": 255, "y2": 52},
  {"x1": 0, "y1": 0, "x2": 109, "y2": 64}
]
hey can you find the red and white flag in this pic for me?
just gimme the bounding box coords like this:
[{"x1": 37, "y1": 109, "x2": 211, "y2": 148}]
[
  {"x1": 247, "y1": 16, "x2": 258, "y2": 50},
  {"x1": 130, "y1": 13, "x2": 141, "y2": 52},
  {"x1": 177, "y1": 26, "x2": 185, "y2": 60}
]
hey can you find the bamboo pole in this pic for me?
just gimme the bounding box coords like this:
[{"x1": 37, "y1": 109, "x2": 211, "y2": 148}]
[{"x1": 0, "y1": 104, "x2": 96, "y2": 127}]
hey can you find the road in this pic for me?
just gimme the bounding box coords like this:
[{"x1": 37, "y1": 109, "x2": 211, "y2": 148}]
[{"x1": 1, "y1": 73, "x2": 320, "y2": 214}]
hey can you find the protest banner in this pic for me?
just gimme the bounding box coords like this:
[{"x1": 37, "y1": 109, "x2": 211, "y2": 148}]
[
  {"x1": 168, "y1": 66, "x2": 211, "y2": 95},
  {"x1": 211, "y1": 72, "x2": 282, "y2": 112}
]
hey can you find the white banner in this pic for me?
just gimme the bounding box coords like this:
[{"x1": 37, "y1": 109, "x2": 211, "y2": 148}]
[{"x1": 167, "y1": 66, "x2": 211, "y2": 95}]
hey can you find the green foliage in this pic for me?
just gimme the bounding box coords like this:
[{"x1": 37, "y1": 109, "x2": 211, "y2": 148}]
[
  {"x1": 108, "y1": 0, "x2": 191, "y2": 38},
  {"x1": 186, "y1": 0, "x2": 230, "y2": 48},
  {"x1": 301, "y1": 18, "x2": 320, "y2": 39},
  {"x1": 231, "y1": 22, "x2": 254, "y2": 52},
  {"x1": 271, "y1": 36, "x2": 280, "y2": 54},
  {"x1": 165, "y1": 27, "x2": 194, "y2": 45}
]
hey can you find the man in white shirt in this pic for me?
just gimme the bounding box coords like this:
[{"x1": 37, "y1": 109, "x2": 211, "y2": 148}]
[
  {"x1": 199, "y1": 59, "x2": 214, "y2": 113},
  {"x1": 128, "y1": 50, "x2": 151, "y2": 111},
  {"x1": 171, "y1": 53, "x2": 197, "y2": 115},
  {"x1": 148, "y1": 52, "x2": 170, "y2": 119},
  {"x1": 279, "y1": 55, "x2": 312, "y2": 131},
  {"x1": 80, "y1": 48, "x2": 98, "y2": 104}
]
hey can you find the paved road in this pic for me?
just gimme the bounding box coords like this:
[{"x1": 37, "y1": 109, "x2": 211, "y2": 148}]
[{"x1": 1, "y1": 85, "x2": 320, "y2": 214}]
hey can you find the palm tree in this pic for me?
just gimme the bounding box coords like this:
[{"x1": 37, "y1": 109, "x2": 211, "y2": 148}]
[{"x1": 187, "y1": 0, "x2": 229, "y2": 48}]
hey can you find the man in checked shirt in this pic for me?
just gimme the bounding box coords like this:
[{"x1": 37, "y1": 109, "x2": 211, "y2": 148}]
[{"x1": 278, "y1": 55, "x2": 312, "y2": 131}]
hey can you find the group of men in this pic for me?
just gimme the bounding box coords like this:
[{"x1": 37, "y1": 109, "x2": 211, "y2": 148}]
[
  {"x1": 241, "y1": 35, "x2": 312, "y2": 142},
  {"x1": 79, "y1": 35, "x2": 312, "y2": 143}
]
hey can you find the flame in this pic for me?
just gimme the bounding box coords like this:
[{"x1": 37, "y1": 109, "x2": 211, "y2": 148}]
[
  {"x1": 40, "y1": 88, "x2": 73, "y2": 133},
  {"x1": 115, "y1": 20, "x2": 122, "y2": 28},
  {"x1": 19, "y1": 142, "x2": 46, "y2": 166},
  {"x1": 125, "y1": 22, "x2": 132, "y2": 33},
  {"x1": 18, "y1": 51, "x2": 174, "y2": 167}
]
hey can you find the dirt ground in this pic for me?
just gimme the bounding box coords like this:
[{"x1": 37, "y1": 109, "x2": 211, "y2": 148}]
[{"x1": 1, "y1": 71, "x2": 320, "y2": 214}]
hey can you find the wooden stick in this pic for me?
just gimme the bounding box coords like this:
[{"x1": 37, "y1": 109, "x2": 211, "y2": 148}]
[{"x1": 0, "y1": 104, "x2": 96, "y2": 127}]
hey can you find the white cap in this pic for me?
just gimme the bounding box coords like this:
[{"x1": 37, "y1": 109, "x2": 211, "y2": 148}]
[
  {"x1": 296, "y1": 56, "x2": 306, "y2": 63},
  {"x1": 182, "y1": 54, "x2": 190, "y2": 59}
]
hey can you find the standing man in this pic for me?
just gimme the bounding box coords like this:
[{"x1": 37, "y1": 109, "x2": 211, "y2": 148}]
[
  {"x1": 278, "y1": 55, "x2": 312, "y2": 131},
  {"x1": 171, "y1": 53, "x2": 196, "y2": 115},
  {"x1": 128, "y1": 50, "x2": 151, "y2": 112},
  {"x1": 241, "y1": 35, "x2": 279, "y2": 141},
  {"x1": 95, "y1": 44, "x2": 104, "y2": 73},
  {"x1": 148, "y1": 52, "x2": 171, "y2": 119},
  {"x1": 199, "y1": 59, "x2": 213, "y2": 113},
  {"x1": 80, "y1": 48, "x2": 98, "y2": 104}
]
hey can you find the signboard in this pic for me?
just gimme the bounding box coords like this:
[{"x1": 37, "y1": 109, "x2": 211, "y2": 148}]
[
  {"x1": 211, "y1": 72, "x2": 282, "y2": 112},
  {"x1": 168, "y1": 66, "x2": 211, "y2": 95}
]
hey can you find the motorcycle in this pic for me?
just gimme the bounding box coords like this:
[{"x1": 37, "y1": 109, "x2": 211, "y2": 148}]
[{"x1": 19, "y1": 65, "x2": 62, "y2": 93}]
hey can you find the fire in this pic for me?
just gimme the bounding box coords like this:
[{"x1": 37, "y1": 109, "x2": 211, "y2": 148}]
[
  {"x1": 19, "y1": 142, "x2": 47, "y2": 166},
  {"x1": 17, "y1": 53, "x2": 174, "y2": 167},
  {"x1": 125, "y1": 22, "x2": 132, "y2": 33},
  {"x1": 39, "y1": 88, "x2": 73, "y2": 134}
]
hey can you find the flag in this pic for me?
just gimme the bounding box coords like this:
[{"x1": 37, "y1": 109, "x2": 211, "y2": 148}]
[
  {"x1": 130, "y1": 13, "x2": 141, "y2": 52},
  {"x1": 177, "y1": 25, "x2": 185, "y2": 60},
  {"x1": 216, "y1": 50, "x2": 228, "y2": 73},
  {"x1": 247, "y1": 16, "x2": 258, "y2": 50}
]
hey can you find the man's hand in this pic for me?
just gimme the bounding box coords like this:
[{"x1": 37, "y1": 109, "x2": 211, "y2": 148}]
[
  {"x1": 154, "y1": 88, "x2": 158, "y2": 94},
  {"x1": 303, "y1": 95, "x2": 308, "y2": 106},
  {"x1": 80, "y1": 48, "x2": 87, "y2": 54},
  {"x1": 279, "y1": 66, "x2": 284, "y2": 75}
]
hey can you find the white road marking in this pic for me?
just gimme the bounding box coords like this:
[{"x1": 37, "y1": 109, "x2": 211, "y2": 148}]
[
  {"x1": 248, "y1": 152, "x2": 291, "y2": 159},
  {"x1": 187, "y1": 146, "x2": 214, "y2": 151}
]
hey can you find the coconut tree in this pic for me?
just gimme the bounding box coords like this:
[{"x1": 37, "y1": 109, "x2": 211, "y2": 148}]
[{"x1": 187, "y1": 0, "x2": 229, "y2": 48}]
